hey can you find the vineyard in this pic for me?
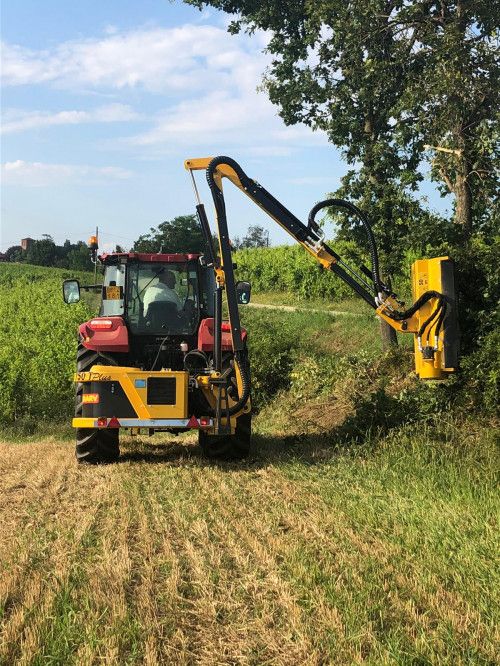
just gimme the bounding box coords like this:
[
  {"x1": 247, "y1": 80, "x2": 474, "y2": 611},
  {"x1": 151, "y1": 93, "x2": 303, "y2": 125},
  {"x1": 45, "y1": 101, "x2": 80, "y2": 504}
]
[
  {"x1": 233, "y1": 240, "x2": 370, "y2": 301},
  {"x1": 0, "y1": 264, "x2": 95, "y2": 429},
  {"x1": 0, "y1": 262, "x2": 498, "y2": 664}
]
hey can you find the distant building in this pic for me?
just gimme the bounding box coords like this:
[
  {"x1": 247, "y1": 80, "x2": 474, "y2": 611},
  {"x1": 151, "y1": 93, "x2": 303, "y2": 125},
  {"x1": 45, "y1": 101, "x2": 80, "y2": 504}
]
[{"x1": 21, "y1": 238, "x2": 34, "y2": 251}]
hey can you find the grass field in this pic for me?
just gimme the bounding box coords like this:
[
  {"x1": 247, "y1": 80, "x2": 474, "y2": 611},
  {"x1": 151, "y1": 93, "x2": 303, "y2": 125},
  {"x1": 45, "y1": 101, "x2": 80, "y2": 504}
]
[
  {"x1": 0, "y1": 263, "x2": 498, "y2": 664},
  {"x1": 1, "y1": 425, "x2": 498, "y2": 665}
]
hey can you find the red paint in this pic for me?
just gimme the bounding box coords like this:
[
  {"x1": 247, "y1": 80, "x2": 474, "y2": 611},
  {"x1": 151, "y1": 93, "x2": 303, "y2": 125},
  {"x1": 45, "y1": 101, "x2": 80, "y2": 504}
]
[
  {"x1": 79, "y1": 316, "x2": 129, "y2": 353},
  {"x1": 99, "y1": 252, "x2": 201, "y2": 264},
  {"x1": 197, "y1": 318, "x2": 247, "y2": 352},
  {"x1": 187, "y1": 415, "x2": 199, "y2": 428}
]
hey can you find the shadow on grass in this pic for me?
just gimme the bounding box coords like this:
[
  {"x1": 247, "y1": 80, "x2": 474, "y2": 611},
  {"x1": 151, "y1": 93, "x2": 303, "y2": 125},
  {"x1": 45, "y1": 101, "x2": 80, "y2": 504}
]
[{"x1": 118, "y1": 388, "x2": 414, "y2": 468}]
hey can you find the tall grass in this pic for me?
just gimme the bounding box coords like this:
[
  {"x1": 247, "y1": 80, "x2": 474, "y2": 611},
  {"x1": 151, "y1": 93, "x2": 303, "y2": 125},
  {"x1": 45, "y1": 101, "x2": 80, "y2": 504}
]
[{"x1": 0, "y1": 264, "x2": 94, "y2": 429}]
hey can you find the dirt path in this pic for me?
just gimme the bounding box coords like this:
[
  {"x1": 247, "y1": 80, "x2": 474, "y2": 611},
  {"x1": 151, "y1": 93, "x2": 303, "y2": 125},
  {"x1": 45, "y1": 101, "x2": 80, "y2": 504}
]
[{"x1": 249, "y1": 302, "x2": 361, "y2": 316}]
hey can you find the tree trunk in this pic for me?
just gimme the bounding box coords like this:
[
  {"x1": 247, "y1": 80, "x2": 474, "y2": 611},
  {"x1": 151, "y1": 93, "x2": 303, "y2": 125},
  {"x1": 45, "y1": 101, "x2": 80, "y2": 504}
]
[
  {"x1": 363, "y1": 111, "x2": 399, "y2": 349},
  {"x1": 454, "y1": 157, "x2": 473, "y2": 237},
  {"x1": 379, "y1": 318, "x2": 398, "y2": 350}
]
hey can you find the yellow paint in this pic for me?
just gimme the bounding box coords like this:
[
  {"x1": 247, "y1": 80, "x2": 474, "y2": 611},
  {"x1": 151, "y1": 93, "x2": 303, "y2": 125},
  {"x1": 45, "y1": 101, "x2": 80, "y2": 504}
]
[
  {"x1": 75, "y1": 365, "x2": 188, "y2": 419},
  {"x1": 411, "y1": 257, "x2": 452, "y2": 380}
]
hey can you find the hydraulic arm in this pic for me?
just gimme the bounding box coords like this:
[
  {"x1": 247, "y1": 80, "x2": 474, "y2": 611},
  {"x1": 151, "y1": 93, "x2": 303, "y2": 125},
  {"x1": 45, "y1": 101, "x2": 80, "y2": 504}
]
[{"x1": 185, "y1": 156, "x2": 459, "y2": 380}]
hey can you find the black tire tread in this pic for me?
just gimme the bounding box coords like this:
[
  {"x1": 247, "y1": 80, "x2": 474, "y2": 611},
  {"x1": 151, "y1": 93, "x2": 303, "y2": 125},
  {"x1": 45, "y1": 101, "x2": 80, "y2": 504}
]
[
  {"x1": 199, "y1": 410, "x2": 251, "y2": 460},
  {"x1": 75, "y1": 340, "x2": 119, "y2": 464}
]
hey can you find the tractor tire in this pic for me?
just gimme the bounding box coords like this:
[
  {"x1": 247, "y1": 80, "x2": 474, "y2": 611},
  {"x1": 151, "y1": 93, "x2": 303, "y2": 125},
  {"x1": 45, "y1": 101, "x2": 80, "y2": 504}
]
[
  {"x1": 75, "y1": 341, "x2": 119, "y2": 464},
  {"x1": 198, "y1": 410, "x2": 251, "y2": 460}
]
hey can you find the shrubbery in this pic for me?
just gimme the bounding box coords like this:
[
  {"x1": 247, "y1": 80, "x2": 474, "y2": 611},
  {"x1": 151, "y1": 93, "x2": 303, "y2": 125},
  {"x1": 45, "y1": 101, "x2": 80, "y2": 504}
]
[
  {"x1": 234, "y1": 239, "x2": 373, "y2": 300},
  {"x1": 0, "y1": 264, "x2": 94, "y2": 428},
  {"x1": 1, "y1": 260, "x2": 496, "y2": 437}
]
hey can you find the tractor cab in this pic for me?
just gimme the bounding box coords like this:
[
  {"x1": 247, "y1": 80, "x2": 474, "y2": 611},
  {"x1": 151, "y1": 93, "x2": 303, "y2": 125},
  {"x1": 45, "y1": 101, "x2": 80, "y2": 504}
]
[
  {"x1": 64, "y1": 252, "x2": 217, "y2": 371},
  {"x1": 99, "y1": 252, "x2": 214, "y2": 336}
]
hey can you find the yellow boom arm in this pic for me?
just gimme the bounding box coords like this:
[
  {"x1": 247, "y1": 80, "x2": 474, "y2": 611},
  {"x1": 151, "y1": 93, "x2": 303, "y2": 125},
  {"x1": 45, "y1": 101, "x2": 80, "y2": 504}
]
[{"x1": 185, "y1": 156, "x2": 459, "y2": 379}]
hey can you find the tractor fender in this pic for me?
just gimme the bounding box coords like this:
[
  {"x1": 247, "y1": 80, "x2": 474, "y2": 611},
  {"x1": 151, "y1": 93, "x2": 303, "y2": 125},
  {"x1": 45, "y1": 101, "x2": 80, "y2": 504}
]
[
  {"x1": 197, "y1": 317, "x2": 247, "y2": 352},
  {"x1": 79, "y1": 316, "x2": 129, "y2": 353}
]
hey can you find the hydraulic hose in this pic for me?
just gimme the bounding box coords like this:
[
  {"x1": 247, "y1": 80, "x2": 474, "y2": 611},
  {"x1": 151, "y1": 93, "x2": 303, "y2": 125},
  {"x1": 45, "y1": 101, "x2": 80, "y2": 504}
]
[
  {"x1": 226, "y1": 350, "x2": 251, "y2": 416},
  {"x1": 206, "y1": 156, "x2": 240, "y2": 217},
  {"x1": 201, "y1": 351, "x2": 251, "y2": 418},
  {"x1": 308, "y1": 198, "x2": 384, "y2": 294}
]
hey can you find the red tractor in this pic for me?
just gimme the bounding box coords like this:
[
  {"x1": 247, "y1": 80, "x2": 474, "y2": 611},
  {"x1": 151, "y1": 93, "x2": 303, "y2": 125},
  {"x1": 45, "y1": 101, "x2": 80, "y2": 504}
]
[
  {"x1": 64, "y1": 250, "x2": 252, "y2": 463},
  {"x1": 64, "y1": 155, "x2": 458, "y2": 464}
]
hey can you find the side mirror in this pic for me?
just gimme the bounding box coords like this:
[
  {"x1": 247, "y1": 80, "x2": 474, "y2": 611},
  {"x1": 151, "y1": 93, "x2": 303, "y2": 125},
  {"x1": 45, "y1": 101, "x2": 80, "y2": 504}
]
[
  {"x1": 236, "y1": 280, "x2": 251, "y2": 305},
  {"x1": 63, "y1": 279, "x2": 81, "y2": 304}
]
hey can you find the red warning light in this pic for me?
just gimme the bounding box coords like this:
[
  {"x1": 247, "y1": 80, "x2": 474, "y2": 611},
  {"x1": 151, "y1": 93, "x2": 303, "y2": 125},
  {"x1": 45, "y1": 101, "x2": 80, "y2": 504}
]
[{"x1": 107, "y1": 417, "x2": 120, "y2": 428}]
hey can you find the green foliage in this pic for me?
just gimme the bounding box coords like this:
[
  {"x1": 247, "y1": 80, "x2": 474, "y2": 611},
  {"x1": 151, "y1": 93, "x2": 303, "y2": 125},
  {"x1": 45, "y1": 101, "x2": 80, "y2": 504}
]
[
  {"x1": 5, "y1": 246, "x2": 23, "y2": 262},
  {"x1": 331, "y1": 178, "x2": 456, "y2": 275},
  {"x1": 235, "y1": 239, "x2": 367, "y2": 300},
  {"x1": 186, "y1": 0, "x2": 499, "y2": 248},
  {"x1": 233, "y1": 224, "x2": 270, "y2": 250},
  {"x1": 64, "y1": 242, "x2": 95, "y2": 271},
  {"x1": 0, "y1": 264, "x2": 94, "y2": 428},
  {"x1": 458, "y1": 328, "x2": 500, "y2": 416},
  {"x1": 133, "y1": 215, "x2": 207, "y2": 254},
  {"x1": 25, "y1": 236, "x2": 57, "y2": 267},
  {"x1": 6, "y1": 238, "x2": 94, "y2": 271},
  {"x1": 451, "y1": 234, "x2": 500, "y2": 352}
]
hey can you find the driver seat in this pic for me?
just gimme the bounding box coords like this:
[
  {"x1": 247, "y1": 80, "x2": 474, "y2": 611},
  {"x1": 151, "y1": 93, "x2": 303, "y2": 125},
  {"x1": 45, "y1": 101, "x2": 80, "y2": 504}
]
[{"x1": 146, "y1": 301, "x2": 179, "y2": 330}]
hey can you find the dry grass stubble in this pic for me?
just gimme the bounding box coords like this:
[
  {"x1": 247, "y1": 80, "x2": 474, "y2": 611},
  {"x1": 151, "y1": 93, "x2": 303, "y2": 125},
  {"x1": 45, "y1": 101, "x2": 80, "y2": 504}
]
[{"x1": 0, "y1": 433, "x2": 498, "y2": 665}]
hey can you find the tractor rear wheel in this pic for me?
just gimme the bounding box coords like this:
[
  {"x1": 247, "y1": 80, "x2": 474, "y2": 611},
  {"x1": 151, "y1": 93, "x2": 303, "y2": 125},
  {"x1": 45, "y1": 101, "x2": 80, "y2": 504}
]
[
  {"x1": 75, "y1": 342, "x2": 119, "y2": 464},
  {"x1": 198, "y1": 410, "x2": 251, "y2": 460}
]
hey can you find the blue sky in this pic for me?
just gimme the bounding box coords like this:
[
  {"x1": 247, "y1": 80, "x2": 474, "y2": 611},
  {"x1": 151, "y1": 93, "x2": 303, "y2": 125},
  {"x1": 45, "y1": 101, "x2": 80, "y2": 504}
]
[{"x1": 1, "y1": 0, "x2": 448, "y2": 253}]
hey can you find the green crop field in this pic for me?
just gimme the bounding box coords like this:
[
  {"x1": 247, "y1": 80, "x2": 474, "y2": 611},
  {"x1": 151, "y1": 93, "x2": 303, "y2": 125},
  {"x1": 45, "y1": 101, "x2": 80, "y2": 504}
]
[{"x1": 0, "y1": 262, "x2": 498, "y2": 665}]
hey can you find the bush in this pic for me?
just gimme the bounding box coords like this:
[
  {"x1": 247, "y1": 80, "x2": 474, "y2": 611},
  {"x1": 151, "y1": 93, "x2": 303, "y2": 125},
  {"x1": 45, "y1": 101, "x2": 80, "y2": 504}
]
[
  {"x1": 0, "y1": 264, "x2": 94, "y2": 426},
  {"x1": 458, "y1": 329, "x2": 500, "y2": 416},
  {"x1": 234, "y1": 239, "x2": 371, "y2": 300}
]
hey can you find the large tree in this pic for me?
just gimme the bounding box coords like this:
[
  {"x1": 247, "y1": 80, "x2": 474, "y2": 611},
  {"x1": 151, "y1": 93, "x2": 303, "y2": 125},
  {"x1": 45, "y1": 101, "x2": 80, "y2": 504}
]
[
  {"x1": 186, "y1": 0, "x2": 498, "y2": 240},
  {"x1": 133, "y1": 215, "x2": 207, "y2": 254},
  {"x1": 25, "y1": 235, "x2": 57, "y2": 267}
]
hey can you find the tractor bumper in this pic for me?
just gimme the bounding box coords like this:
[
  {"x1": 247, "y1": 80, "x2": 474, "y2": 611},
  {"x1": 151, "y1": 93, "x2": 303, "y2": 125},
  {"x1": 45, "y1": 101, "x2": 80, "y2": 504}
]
[{"x1": 72, "y1": 417, "x2": 213, "y2": 430}]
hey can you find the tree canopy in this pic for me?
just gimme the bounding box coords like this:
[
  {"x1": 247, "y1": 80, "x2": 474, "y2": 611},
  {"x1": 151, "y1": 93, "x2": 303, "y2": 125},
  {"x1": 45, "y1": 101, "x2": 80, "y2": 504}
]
[
  {"x1": 186, "y1": 0, "x2": 498, "y2": 243},
  {"x1": 132, "y1": 215, "x2": 207, "y2": 254},
  {"x1": 233, "y1": 225, "x2": 270, "y2": 250}
]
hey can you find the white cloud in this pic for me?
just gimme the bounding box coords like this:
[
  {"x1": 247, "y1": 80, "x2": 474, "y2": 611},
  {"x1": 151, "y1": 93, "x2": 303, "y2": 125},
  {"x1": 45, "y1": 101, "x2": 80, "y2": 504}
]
[
  {"x1": 127, "y1": 88, "x2": 327, "y2": 155},
  {"x1": 1, "y1": 160, "x2": 132, "y2": 186},
  {"x1": 1, "y1": 104, "x2": 139, "y2": 134},
  {"x1": 1, "y1": 25, "x2": 263, "y2": 92},
  {"x1": 1, "y1": 24, "x2": 328, "y2": 154}
]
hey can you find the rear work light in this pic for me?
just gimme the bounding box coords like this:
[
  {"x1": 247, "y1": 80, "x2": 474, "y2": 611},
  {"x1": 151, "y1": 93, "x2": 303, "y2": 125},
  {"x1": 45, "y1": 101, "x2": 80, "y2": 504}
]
[
  {"x1": 82, "y1": 393, "x2": 100, "y2": 404},
  {"x1": 89, "y1": 319, "x2": 114, "y2": 330}
]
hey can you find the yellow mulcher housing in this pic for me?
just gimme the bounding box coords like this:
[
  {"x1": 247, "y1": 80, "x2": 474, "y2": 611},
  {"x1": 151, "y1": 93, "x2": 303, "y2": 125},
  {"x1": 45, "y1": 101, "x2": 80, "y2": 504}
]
[{"x1": 63, "y1": 155, "x2": 458, "y2": 464}]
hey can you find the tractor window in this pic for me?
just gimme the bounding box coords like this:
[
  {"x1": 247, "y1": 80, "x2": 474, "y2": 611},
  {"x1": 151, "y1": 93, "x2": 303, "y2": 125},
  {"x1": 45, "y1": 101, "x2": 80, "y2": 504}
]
[
  {"x1": 126, "y1": 262, "x2": 200, "y2": 335},
  {"x1": 100, "y1": 265, "x2": 125, "y2": 316}
]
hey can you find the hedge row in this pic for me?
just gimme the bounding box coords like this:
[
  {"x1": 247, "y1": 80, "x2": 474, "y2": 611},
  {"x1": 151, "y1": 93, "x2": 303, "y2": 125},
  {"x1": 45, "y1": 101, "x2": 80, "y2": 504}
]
[
  {"x1": 234, "y1": 239, "x2": 372, "y2": 300},
  {"x1": 0, "y1": 264, "x2": 94, "y2": 426}
]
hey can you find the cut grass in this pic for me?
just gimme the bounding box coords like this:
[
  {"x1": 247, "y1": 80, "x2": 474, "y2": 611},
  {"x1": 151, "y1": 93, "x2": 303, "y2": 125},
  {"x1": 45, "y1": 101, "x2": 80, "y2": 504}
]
[{"x1": 0, "y1": 424, "x2": 498, "y2": 665}]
